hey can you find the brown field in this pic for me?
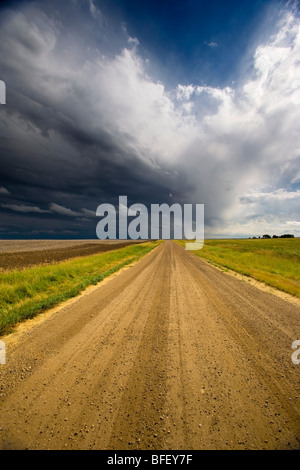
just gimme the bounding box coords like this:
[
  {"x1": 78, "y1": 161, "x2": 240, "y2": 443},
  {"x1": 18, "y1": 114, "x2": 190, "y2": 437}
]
[
  {"x1": 0, "y1": 241, "x2": 299, "y2": 450},
  {"x1": 0, "y1": 239, "x2": 142, "y2": 253},
  {"x1": 0, "y1": 239, "x2": 144, "y2": 270}
]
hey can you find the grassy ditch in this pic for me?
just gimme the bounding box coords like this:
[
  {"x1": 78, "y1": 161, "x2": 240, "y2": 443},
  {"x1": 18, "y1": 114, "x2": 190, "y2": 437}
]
[
  {"x1": 177, "y1": 238, "x2": 300, "y2": 298},
  {"x1": 0, "y1": 241, "x2": 160, "y2": 336}
]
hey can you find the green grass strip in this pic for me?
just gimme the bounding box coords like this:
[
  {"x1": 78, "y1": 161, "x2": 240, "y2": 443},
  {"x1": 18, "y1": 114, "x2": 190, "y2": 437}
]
[
  {"x1": 0, "y1": 241, "x2": 160, "y2": 336},
  {"x1": 177, "y1": 238, "x2": 300, "y2": 298}
]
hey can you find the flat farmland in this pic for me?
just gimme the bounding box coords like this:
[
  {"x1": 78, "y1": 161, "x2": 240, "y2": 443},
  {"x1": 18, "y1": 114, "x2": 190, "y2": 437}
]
[
  {"x1": 0, "y1": 241, "x2": 299, "y2": 450},
  {"x1": 0, "y1": 239, "x2": 145, "y2": 270},
  {"x1": 0, "y1": 241, "x2": 158, "y2": 335},
  {"x1": 179, "y1": 238, "x2": 300, "y2": 298},
  {"x1": 0, "y1": 239, "x2": 142, "y2": 253}
]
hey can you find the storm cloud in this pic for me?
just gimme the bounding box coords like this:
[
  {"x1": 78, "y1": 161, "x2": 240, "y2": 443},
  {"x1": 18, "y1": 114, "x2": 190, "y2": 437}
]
[{"x1": 0, "y1": 0, "x2": 299, "y2": 238}]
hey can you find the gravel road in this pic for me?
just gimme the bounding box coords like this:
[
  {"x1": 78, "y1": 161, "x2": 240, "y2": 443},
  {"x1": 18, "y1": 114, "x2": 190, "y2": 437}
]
[{"x1": 0, "y1": 241, "x2": 299, "y2": 450}]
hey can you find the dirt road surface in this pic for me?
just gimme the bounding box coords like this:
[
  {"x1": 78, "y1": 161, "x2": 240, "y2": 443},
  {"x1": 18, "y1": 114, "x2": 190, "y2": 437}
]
[{"x1": 0, "y1": 241, "x2": 299, "y2": 450}]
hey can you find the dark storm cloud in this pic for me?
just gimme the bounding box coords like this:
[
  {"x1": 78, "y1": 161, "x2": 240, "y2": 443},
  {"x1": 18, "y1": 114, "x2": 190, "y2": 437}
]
[{"x1": 0, "y1": 1, "x2": 193, "y2": 239}]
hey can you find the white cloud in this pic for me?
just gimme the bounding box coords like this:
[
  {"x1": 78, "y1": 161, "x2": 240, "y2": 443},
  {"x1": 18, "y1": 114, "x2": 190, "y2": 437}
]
[
  {"x1": 128, "y1": 36, "x2": 140, "y2": 48},
  {"x1": 0, "y1": 187, "x2": 10, "y2": 195},
  {"x1": 284, "y1": 220, "x2": 300, "y2": 226},
  {"x1": 1, "y1": 201, "x2": 97, "y2": 218},
  {"x1": 291, "y1": 172, "x2": 300, "y2": 184},
  {"x1": 180, "y1": 10, "x2": 300, "y2": 234},
  {"x1": 240, "y1": 189, "x2": 300, "y2": 202},
  {"x1": 176, "y1": 84, "x2": 196, "y2": 101},
  {"x1": 49, "y1": 203, "x2": 96, "y2": 218},
  {"x1": 88, "y1": 0, "x2": 102, "y2": 20},
  {"x1": 49, "y1": 203, "x2": 82, "y2": 217},
  {"x1": 81, "y1": 208, "x2": 96, "y2": 218},
  {"x1": 205, "y1": 41, "x2": 218, "y2": 48}
]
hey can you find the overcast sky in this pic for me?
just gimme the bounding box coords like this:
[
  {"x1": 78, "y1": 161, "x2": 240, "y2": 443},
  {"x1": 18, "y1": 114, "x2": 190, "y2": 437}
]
[{"x1": 0, "y1": 0, "x2": 299, "y2": 239}]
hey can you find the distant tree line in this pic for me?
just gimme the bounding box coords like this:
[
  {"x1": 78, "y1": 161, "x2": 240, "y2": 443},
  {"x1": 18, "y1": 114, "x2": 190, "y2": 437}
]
[
  {"x1": 270, "y1": 234, "x2": 295, "y2": 238},
  {"x1": 249, "y1": 234, "x2": 295, "y2": 239}
]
